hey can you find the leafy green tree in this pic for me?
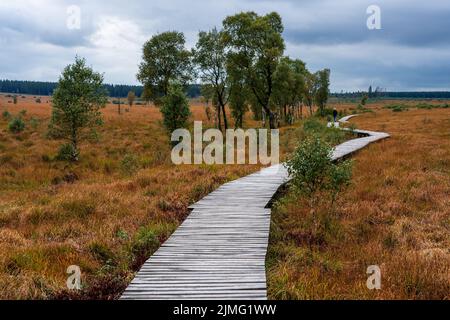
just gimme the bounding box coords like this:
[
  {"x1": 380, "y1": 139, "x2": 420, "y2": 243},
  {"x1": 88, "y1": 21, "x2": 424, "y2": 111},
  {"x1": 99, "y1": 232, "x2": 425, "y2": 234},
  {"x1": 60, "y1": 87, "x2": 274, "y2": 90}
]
[
  {"x1": 290, "y1": 59, "x2": 308, "y2": 120},
  {"x1": 271, "y1": 57, "x2": 306, "y2": 124},
  {"x1": 137, "y1": 32, "x2": 192, "y2": 105},
  {"x1": 223, "y1": 12, "x2": 285, "y2": 129},
  {"x1": 227, "y1": 60, "x2": 249, "y2": 128},
  {"x1": 303, "y1": 71, "x2": 318, "y2": 116},
  {"x1": 127, "y1": 91, "x2": 136, "y2": 107},
  {"x1": 315, "y1": 69, "x2": 330, "y2": 116},
  {"x1": 141, "y1": 88, "x2": 152, "y2": 106},
  {"x1": 194, "y1": 27, "x2": 229, "y2": 131},
  {"x1": 48, "y1": 57, "x2": 108, "y2": 161},
  {"x1": 161, "y1": 83, "x2": 191, "y2": 135},
  {"x1": 271, "y1": 58, "x2": 294, "y2": 123},
  {"x1": 228, "y1": 80, "x2": 249, "y2": 128}
]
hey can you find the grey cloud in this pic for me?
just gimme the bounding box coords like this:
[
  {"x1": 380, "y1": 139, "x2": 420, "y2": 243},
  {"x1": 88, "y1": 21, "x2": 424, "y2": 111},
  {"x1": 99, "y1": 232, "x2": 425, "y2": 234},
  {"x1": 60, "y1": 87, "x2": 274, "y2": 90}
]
[{"x1": 0, "y1": 0, "x2": 449, "y2": 91}]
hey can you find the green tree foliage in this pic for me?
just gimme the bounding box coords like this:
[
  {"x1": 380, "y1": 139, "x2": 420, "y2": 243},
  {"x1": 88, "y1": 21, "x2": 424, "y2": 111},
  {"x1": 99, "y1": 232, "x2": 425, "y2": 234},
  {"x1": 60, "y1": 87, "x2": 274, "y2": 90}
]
[
  {"x1": 141, "y1": 87, "x2": 152, "y2": 106},
  {"x1": 303, "y1": 71, "x2": 318, "y2": 116},
  {"x1": 223, "y1": 12, "x2": 285, "y2": 129},
  {"x1": 228, "y1": 63, "x2": 249, "y2": 129},
  {"x1": 137, "y1": 32, "x2": 192, "y2": 105},
  {"x1": 271, "y1": 57, "x2": 306, "y2": 124},
  {"x1": 161, "y1": 83, "x2": 191, "y2": 135},
  {"x1": 127, "y1": 91, "x2": 136, "y2": 107},
  {"x1": 229, "y1": 91, "x2": 248, "y2": 128},
  {"x1": 194, "y1": 27, "x2": 230, "y2": 131},
  {"x1": 48, "y1": 57, "x2": 108, "y2": 162},
  {"x1": 314, "y1": 69, "x2": 331, "y2": 116},
  {"x1": 286, "y1": 137, "x2": 352, "y2": 211}
]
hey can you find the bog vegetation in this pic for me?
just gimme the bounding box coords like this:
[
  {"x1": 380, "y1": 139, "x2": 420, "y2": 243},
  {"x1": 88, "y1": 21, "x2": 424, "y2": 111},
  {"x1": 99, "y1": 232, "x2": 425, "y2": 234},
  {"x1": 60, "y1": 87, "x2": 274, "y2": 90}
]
[
  {"x1": 267, "y1": 107, "x2": 450, "y2": 300},
  {"x1": 0, "y1": 9, "x2": 448, "y2": 301}
]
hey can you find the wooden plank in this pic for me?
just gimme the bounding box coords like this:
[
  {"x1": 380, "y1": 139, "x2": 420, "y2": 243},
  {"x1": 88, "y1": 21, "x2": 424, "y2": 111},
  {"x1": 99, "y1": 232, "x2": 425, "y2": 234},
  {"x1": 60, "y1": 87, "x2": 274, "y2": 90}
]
[{"x1": 121, "y1": 115, "x2": 389, "y2": 300}]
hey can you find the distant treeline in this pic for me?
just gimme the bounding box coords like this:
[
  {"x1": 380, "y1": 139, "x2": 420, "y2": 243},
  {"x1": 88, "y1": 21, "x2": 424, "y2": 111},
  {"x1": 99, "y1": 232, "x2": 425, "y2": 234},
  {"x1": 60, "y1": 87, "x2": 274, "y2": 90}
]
[
  {"x1": 331, "y1": 91, "x2": 450, "y2": 99},
  {"x1": 0, "y1": 80, "x2": 201, "y2": 98}
]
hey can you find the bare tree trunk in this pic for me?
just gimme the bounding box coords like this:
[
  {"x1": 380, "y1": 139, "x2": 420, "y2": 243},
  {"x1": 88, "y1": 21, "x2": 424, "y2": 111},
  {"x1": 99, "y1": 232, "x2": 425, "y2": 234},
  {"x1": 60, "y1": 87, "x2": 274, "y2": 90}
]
[
  {"x1": 216, "y1": 103, "x2": 222, "y2": 131},
  {"x1": 221, "y1": 104, "x2": 228, "y2": 130}
]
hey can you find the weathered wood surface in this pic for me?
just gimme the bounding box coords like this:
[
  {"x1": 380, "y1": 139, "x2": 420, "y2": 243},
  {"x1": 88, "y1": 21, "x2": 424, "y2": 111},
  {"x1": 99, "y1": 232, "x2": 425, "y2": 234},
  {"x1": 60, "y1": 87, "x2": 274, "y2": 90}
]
[{"x1": 121, "y1": 115, "x2": 389, "y2": 300}]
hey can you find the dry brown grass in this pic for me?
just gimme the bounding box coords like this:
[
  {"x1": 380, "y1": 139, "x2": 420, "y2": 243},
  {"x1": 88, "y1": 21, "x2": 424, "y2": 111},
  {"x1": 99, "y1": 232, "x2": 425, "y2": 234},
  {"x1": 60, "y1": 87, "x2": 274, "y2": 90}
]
[
  {"x1": 2, "y1": 95, "x2": 448, "y2": 300},
  {"x1": 267, "y1": 103, "x2": 450, "y2": 300},
  {"x1": 0, "y1": 95, "x2": 274, "y2": 299}
]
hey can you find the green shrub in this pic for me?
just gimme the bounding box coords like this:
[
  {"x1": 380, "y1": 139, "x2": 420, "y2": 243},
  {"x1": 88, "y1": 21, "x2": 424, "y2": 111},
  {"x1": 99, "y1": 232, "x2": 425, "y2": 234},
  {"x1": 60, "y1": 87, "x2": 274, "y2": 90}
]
[
  {"x1": 2, "y1": 110, "x2": 11, "y2": 120},
  {"x1": 286, "y1": 137, "x2": 353, "y2": 210},
  {"x1": 56, "y1": 143, "x2": 78, "y2": 161},
  {"x1": 129, "y1": 227, "x2": 160, "y2": 269},
  {"x1": 384, "y1": 104, "x2": 409, "y2": 112},
  {"x1": 8, "y1": 117, "x2": 25, "y2": 133},
  {"x1": 303, "y1": 118, "x2": 325, "y2": 134},
  {"x1": 393, "y1": 106, "x2": 407, "y2": 112},
  {"x1": 121, "y1": 153, "x2": 139, "y2": 175},
  {"x1": 19, "y1": 110, "x2": 27, "y2": 117},
  {"x1": 89, "y1": 242, "x2": 117, "y2": 266},
  {"x1": 317, "y1": 108, "x2": 343, "y2": 118},
  {"x1": 161, "y1": 83, "x2": 191, "y2": 135}
]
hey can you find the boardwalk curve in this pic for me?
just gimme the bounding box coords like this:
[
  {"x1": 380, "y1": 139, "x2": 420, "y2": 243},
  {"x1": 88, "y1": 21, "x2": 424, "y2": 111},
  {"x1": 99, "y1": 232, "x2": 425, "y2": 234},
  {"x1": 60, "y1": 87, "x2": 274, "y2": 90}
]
[{"x1": 121, "y1": 115, "x2": 390, "y2": 300}]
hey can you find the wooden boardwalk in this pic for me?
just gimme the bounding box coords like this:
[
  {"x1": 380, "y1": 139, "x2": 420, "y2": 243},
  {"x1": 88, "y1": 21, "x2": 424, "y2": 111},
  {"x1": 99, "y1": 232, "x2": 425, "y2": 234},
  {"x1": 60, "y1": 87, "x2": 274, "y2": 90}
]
[{"x1": 121, "y1": 115, "x2": 389, "y2": 300}]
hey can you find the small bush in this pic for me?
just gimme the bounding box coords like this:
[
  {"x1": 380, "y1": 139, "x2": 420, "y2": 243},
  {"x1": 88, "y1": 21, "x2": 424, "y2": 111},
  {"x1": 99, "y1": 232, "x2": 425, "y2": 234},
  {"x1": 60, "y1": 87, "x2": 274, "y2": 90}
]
[
  {"x1": 121, "y1": 153, "x2": 139, "y2": 175},
  {"x1": 161, "y1": 83, "x2": 191, "y2": 135},
  {"x1": 2, "y1": 110, "x2": 11, "y2": 120},
  {"x1": 19, "y1": 110, "x2": 27, "y2": 117},
  {"x1": 303, "y1": 118, "x2": 324, "y2": 134},
  {"x1": 384, "y1": 104, "x2": 409, "y2": 112},
  {"x1": 8, "y1": 117, "x2": 26, "y2": 133},
  {"x1": 286, "y1": 137, "x2": 353, "y2": 210},
  {"x1": 56, "y1": 143, "x2": 78, "y2": 161},
  {"x1": 90, "y1": 242, "x2": 117, "y2": 267},
  {"x1": 129, "y1": 227, "x2": 160, "y2": 269}
]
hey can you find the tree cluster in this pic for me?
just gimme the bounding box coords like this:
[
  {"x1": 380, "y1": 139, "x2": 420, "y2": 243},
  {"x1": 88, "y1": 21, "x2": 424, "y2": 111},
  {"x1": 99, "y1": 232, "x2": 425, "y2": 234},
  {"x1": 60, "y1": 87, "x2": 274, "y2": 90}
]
[{"x1": 136, "y1": 12, "x2": 332, "y2": 130}]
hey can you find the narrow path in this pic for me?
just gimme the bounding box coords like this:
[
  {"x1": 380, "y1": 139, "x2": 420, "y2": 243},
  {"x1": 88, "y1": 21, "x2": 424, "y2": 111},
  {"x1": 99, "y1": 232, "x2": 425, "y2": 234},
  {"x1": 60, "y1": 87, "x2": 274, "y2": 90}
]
[{"x1": 121, "y1": 115, "x2": 390, "y2": 300}]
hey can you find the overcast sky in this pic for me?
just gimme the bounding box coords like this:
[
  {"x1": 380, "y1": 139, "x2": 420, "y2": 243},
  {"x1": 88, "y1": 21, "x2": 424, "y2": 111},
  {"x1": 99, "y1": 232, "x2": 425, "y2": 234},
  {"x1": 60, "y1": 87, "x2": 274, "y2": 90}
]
[{"x1": 1, "y1": 0, "x2": 449, "y2": 91}]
